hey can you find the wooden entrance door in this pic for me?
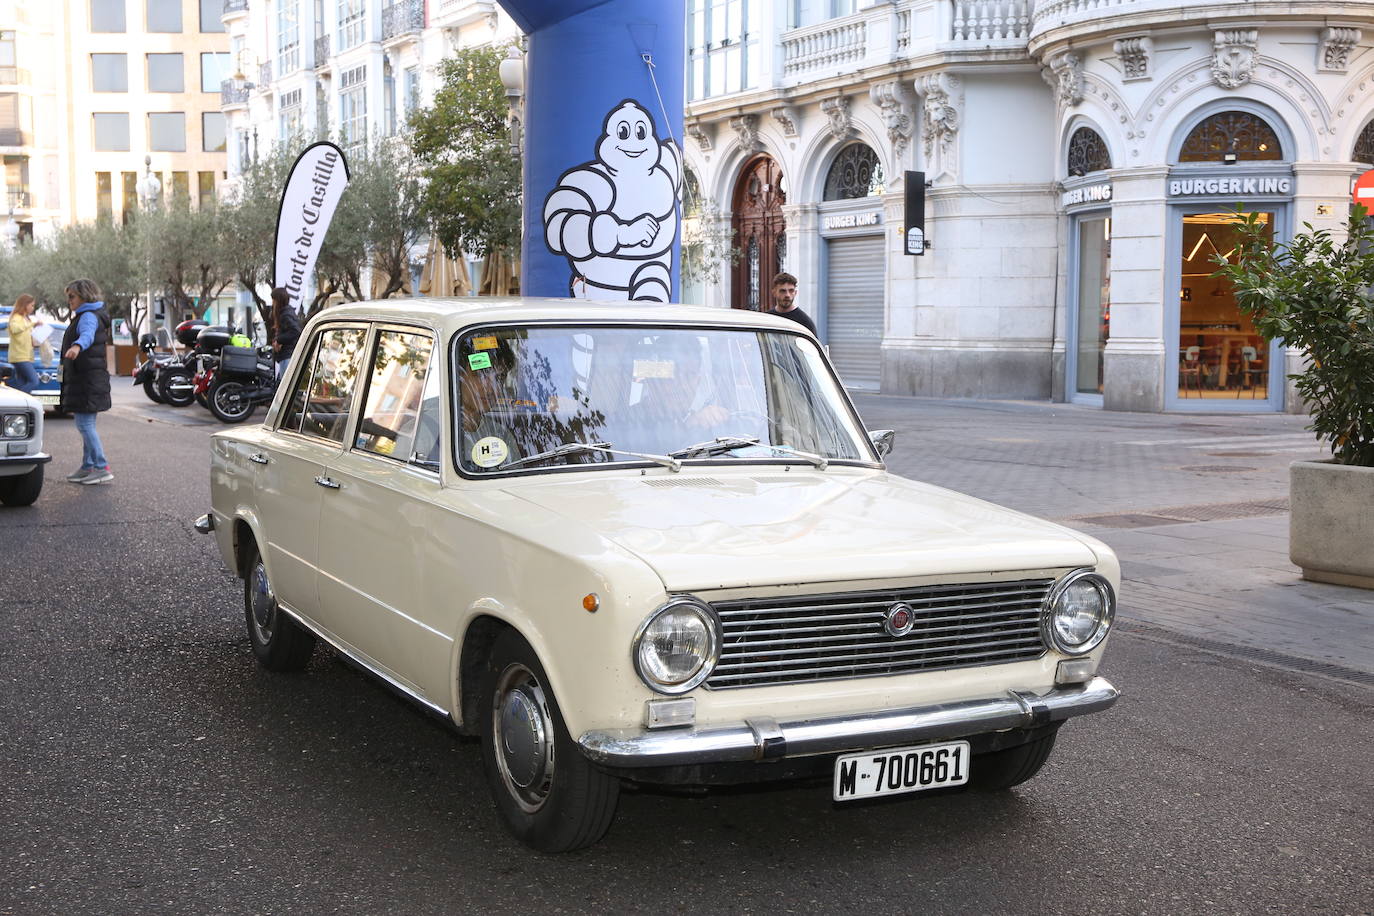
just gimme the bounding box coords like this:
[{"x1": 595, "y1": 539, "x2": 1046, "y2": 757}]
[{"x1": 731, "y1": 155, "x2": 787, "y2": 310}]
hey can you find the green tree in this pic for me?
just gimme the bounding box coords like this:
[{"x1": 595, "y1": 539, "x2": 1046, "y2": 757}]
[
  {"x1": 219, "y1": 143, "x2": 300, "y2": 320},
  {"x1": 409, "y1": 47, "x2": 522, "y2": 261},
  {"x1": 136, "y1": 196, "x2": 235, "y2": 323},
  {"x1": 0, "y1": 220, "x2": 139, "y2": 321},
  {"x1": 1213, "y1": 208, "x2": 1374, "y2": 466}
]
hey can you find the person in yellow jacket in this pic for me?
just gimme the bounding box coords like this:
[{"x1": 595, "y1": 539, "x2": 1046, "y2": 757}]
[{"x1": 6, "y1": 294, "x2": 43, "y2": 393}]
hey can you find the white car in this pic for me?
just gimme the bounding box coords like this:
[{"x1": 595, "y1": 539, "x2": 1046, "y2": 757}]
[
  {"x1": 199, "y1": 298, "x2": 1120, "y2": 852},
  {"x1": 0, "y1": 366, "x2": 50, "y2": 506}
]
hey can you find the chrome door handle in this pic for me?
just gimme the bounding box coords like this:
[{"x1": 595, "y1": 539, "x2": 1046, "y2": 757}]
[
  {"x1": 249, "y1": 452, "x2": 270, "y2": 465},
  {"x1": 314, "y1": 475, "x2": 341, "y2": 490}
]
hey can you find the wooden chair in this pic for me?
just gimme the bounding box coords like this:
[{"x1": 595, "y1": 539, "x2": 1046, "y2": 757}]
[
  {"x1": 1179, "y1": 345, "x2": 1204, "y2": 397},
  {"x1": 1236, "y1": 345, "x2": 1266, "y2": 398}
]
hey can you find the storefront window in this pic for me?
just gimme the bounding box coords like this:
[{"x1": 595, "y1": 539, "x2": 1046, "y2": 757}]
[
  {"x1": 1177, "y1": 212, "x2": 1271, "y2": 399},
  {"x1": 1075, "y1": 217, "x2": 1110, "y2": 395},
  {"x1": 823, "y1": 143, "x2": 884, "y2": 200},
  {"x1": 1067, "y1": 127, "x2": 1111, "y2": 177},
  {"x1": 1178, "y1": 112, "x2": 1282, "y2": 163}
]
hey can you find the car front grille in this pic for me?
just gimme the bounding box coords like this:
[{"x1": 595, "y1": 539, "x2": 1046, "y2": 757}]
[{"x1": 705, "y1": 577, "x2": 1054, "y2": 689}]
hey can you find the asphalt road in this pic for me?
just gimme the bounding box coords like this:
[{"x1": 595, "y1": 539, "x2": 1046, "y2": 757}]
[{"x1": 2, "y1": 395, "x2": 1371, "y2": 915}]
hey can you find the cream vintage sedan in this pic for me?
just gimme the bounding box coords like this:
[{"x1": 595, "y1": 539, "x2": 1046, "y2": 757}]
[{"x1": 198, "y1": 297, "x2": 1120, "y2": 852}]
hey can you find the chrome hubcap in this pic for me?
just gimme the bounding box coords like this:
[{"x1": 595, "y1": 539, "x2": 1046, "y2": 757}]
[
  {"x1": 249, "y1": 562, "x2": 275, "y2": 643},
  {"x1": 492, "y1": 663, "x2": 554, "y2": 813}
]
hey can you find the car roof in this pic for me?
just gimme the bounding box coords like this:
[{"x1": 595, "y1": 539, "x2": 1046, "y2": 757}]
[{"x1": 309, "y1": 297, "x2": 808, "y2": 334}]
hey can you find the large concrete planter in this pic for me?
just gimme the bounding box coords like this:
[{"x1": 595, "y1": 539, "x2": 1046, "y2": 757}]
[{"x1": 1290, "y1": 459, "x2": 1374, "y2": 589}]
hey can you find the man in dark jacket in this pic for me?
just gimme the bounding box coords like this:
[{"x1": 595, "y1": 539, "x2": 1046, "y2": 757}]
[
  {"x1": 60, "y1": 278, "x2": 114, "y2": 485},
  {"x1": 770, "y1": 272, "x2": 818, "y2": 336}
]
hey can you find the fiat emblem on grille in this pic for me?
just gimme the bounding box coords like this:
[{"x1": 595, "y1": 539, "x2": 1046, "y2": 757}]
[{"x1": 884, "y1": 602, "x2": 915, "y2": 637}]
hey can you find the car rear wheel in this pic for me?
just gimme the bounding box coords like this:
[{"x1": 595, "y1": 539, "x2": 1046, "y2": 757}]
[
  {"x1": 479, "y1": 629, "x2": 620, "y2": 852},
  {"x1": 157, "y1": 368, "x2": 196, "y2": 407},
  {"x1": 970, "y1": 730, "x2": 1058, "y2": 791},
  {"x1": 243, "y1": 544, "x2": 316, "y2": 671},
  {"x1": 0, "y1": 465, "x2": 43, "y2": 506}
]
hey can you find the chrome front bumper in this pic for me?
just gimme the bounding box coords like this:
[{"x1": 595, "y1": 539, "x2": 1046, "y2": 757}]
[
  {"x1": 0, "y1": 451, "x2": 50, "y2": 467},
  {"x1": 579, "y1": 676, "x2": 1119, "y2": 767}
]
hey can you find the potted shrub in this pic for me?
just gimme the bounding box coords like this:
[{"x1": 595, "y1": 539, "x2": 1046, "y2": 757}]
[{"x1": 1214, "y1": 208, "x2": 1374, "y2": 588}]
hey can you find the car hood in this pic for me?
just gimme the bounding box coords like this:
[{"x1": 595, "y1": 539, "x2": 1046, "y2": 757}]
[{"x1": 503, "y1": 468, "x2": 1099, "y2": 591}]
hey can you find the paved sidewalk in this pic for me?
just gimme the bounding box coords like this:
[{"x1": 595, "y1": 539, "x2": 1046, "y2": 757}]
[{"x1": 852, "y1": 393, "x2": 1374, "y2": 682}]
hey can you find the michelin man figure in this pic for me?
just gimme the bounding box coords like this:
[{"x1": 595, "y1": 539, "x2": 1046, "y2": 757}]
[{"x1": 543, "y1": 100, "x2": 681, "y2": 301}]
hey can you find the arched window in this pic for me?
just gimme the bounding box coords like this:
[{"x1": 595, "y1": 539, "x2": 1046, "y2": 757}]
[
  {"x1": 823, "y1": 143, "x2": 884, "y2": 200},
  {"x1": 1066, "y1": 127, "x2": 1111, "y2": 176},
  {"x1": 1354, "y1": 120, "x2": 1374, "y2": 165},
  {"x1": 1178, "y1": 111, "x2": 1283, "y2": 162},
  {"x1": 682, "y1": 167, "x2": 703, "y2": 218}
]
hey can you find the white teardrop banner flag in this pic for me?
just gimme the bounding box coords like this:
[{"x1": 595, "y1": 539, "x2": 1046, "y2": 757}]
[{"x1": 274, "y1": 141, "x2": 351, "y2": 312}]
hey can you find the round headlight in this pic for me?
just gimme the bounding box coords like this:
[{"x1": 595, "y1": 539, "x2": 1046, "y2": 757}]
[
  {"x1": 633, "y1": 598, "x2": 720, "y2": 694},
  {"x1": 1041, "y1": 570, "x2": 1114, "y2": 655},
  {"x1": 2, "y1": 413, "x2": 29, "y2": 438}
]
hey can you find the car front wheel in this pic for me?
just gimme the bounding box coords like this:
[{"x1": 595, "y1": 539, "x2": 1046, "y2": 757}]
[
  {"x1": 243, "y1": 544, "x2": 316, "y2": 671},
  {"x1": 970, "y1": 730, "x2": 1058, "y2": 791},
  {"x1": 0, "y1": 464, "x2": 43, "y2": 506},
  {"x1": 479, "y1": 629, "x2": 620, "y2": 852}
]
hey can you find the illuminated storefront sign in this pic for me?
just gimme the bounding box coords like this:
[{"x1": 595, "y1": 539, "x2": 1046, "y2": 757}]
[
  {"x1": 824, "y1": 212, "x2": 882, "y2": 230},
  {"x1": 1168, "y1": 176, "x2": 1292, "y2": 196},
  {"x1": 1062, "y1": 183, "x2": 1112, "y2": 206}
]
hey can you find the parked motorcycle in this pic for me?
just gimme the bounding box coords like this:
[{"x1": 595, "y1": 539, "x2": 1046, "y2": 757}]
[
  {"x1": 151, "y1": 320, "x2": 208, "y2": 407},
  {"x1": 158, "y1": 324, "x2": 233, "y2": 408},
  {"x1": 131, "y1": 333, "x2": 178, "y2": 404},
  {"x1": 207, "y1": 345, "x2": 277, "y2": 423}
]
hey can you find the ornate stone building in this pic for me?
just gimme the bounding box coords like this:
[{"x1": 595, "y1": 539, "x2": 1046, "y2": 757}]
[{"x1": 684, "y1": 0, "x2": 1374, "y2": 413}]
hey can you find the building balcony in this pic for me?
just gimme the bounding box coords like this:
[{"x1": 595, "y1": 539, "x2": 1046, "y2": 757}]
[
  {"x1": 0, "y1": 66, "x2": 30, "y2": 85},
  {"x1": 382, "y1": 0, "x2": 425, "y2": 43},
  {"x1": 429, "y1": 0, "x2": 496, "y2": 31},
  {"x1": 221, "y1": 79, "x2": 251, "y2": 108},
  {"x1": 8, "y1": 188, "x2": 30, "y2": 210},
  {"x1": 0, "y1": 128, "x2": 31, "y2": 146},
  {"x1": 1028, "y1": 0, "x2": 1371, "y2": 51},
  {"x1": 775, "y1": 1, "x2": 1030, "y2": 90},
  {"x1": 222, "y1": 0, "x2": 248, "y2": 23},
  {"x1": 314, "y1": 35, "x2": 331, "y2": 70}
]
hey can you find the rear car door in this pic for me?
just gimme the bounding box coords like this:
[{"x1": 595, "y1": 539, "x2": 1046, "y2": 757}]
[
  {"x1": 316, "y1": 326, "x2": 452, "y2": 700},
  {"x1": 254, "y1": 323, "x2": 369, "y2": 624}
]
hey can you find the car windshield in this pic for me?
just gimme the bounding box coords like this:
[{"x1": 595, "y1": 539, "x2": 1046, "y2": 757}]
[{"x1": 453, "y1": 325, "x2": 872, "y2": 474}]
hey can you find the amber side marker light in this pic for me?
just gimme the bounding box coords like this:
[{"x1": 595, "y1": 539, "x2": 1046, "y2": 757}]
[{"x1": 582, "y1": 593, "x2": 600, "y2": 613}]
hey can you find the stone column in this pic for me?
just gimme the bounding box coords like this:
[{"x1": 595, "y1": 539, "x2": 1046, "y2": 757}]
[{"x1": 1103, "y1": 168, "x2": 1168, "y2": 412}]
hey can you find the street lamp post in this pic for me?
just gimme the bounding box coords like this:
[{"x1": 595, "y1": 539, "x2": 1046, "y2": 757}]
[
  {"x1": 135, "y1": 155, "x2": 162, "y2": 339},
  {"x1": 2, "y1": 207, "x2": 19, "y2": 252}
]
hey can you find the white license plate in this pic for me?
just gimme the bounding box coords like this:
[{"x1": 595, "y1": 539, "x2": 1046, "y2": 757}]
[
  {"x1": 833, "y1": 740, "x2": 971, "y2": 801},
  {"x1": 38, "y1": 395, "x2": 60, "y2": 406}
]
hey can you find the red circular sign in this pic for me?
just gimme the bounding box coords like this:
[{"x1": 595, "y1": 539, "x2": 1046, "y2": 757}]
[{"x1": 1352, "y1": 169, "x2": 1374, "y2": 208}]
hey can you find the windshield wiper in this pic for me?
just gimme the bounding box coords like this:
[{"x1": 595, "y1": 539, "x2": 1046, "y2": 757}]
[
  {"x1": 669, "y1": 435, "x2": 760, "y2": 459},
  {"x1": 502, "y1": 441, "x2": 682, "y2": 472},
  {"x1": 763, "y1": 443, "x2": 829, "y2": 469}
]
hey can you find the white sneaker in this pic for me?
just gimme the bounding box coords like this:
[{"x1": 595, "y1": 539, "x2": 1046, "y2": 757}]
[{"x1": 81, "y1": 468, "x2": 114, "y2": 485}]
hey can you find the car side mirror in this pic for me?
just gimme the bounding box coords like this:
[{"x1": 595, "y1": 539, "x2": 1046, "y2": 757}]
[{"x1": 868, "y1": 429, "x2": 895, "y2": 459}]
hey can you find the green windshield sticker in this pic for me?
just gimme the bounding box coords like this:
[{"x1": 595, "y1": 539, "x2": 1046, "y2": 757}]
[{"x1": 468, "y1": 352, "x2": 493, "y2": 370}]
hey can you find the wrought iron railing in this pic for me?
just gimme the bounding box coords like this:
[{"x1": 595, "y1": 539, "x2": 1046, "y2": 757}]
[
  {"x1": 220, "y1": 80, "x2": 251, "y2": 105},
  {"x1": 8, "y1": 189, "x2": 30, "y2": 209},
  {"x1": 382, "y1": 0, "x2": 425, "y2": 40}
]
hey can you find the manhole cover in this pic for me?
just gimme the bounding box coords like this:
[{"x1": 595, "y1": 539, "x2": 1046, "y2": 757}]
[
  {"x1": 1181, "y1": 465, "x2": 1255, "y2": 473},
  {"x1": 1206, "y1": 451, "x2": 1273, "y2": 458}
]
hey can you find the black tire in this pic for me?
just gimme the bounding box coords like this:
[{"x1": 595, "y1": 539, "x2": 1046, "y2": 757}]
[
  {"x1": 208, "y1": 379, "x2": 256, "y2": 423},
  {"x1": 142, "y1": 375, "x2": 165, "y2": 403},
  {"x1": 195, "y1": 389, "x2": 211, "y2": 409},
  {"x1": 479, "y1": 629, "x2": 620, "y2": 852},
  {"x1": 243, "y1": 544, "x2": 316, "y2": 672},
  {"x1": 157, "y1": 368, "x2": 196, "y2": 407},
  {"x1": 0, "y1": 464, "x2": 43, "y2": 506},
  {"x1": 971, "y1": 731, "x2": 1058, "y2": 791}
]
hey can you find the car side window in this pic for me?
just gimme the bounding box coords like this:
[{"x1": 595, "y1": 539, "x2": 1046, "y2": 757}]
[
  {"x1": 281, "y1": 326, "x2": 367, "y2": 443},
  {"x1": 278, "y1": 333, "x2": 321, "y2": 433},
  {"x1": 355, "y1": 329, "x2": 436, "y2": 464}
]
